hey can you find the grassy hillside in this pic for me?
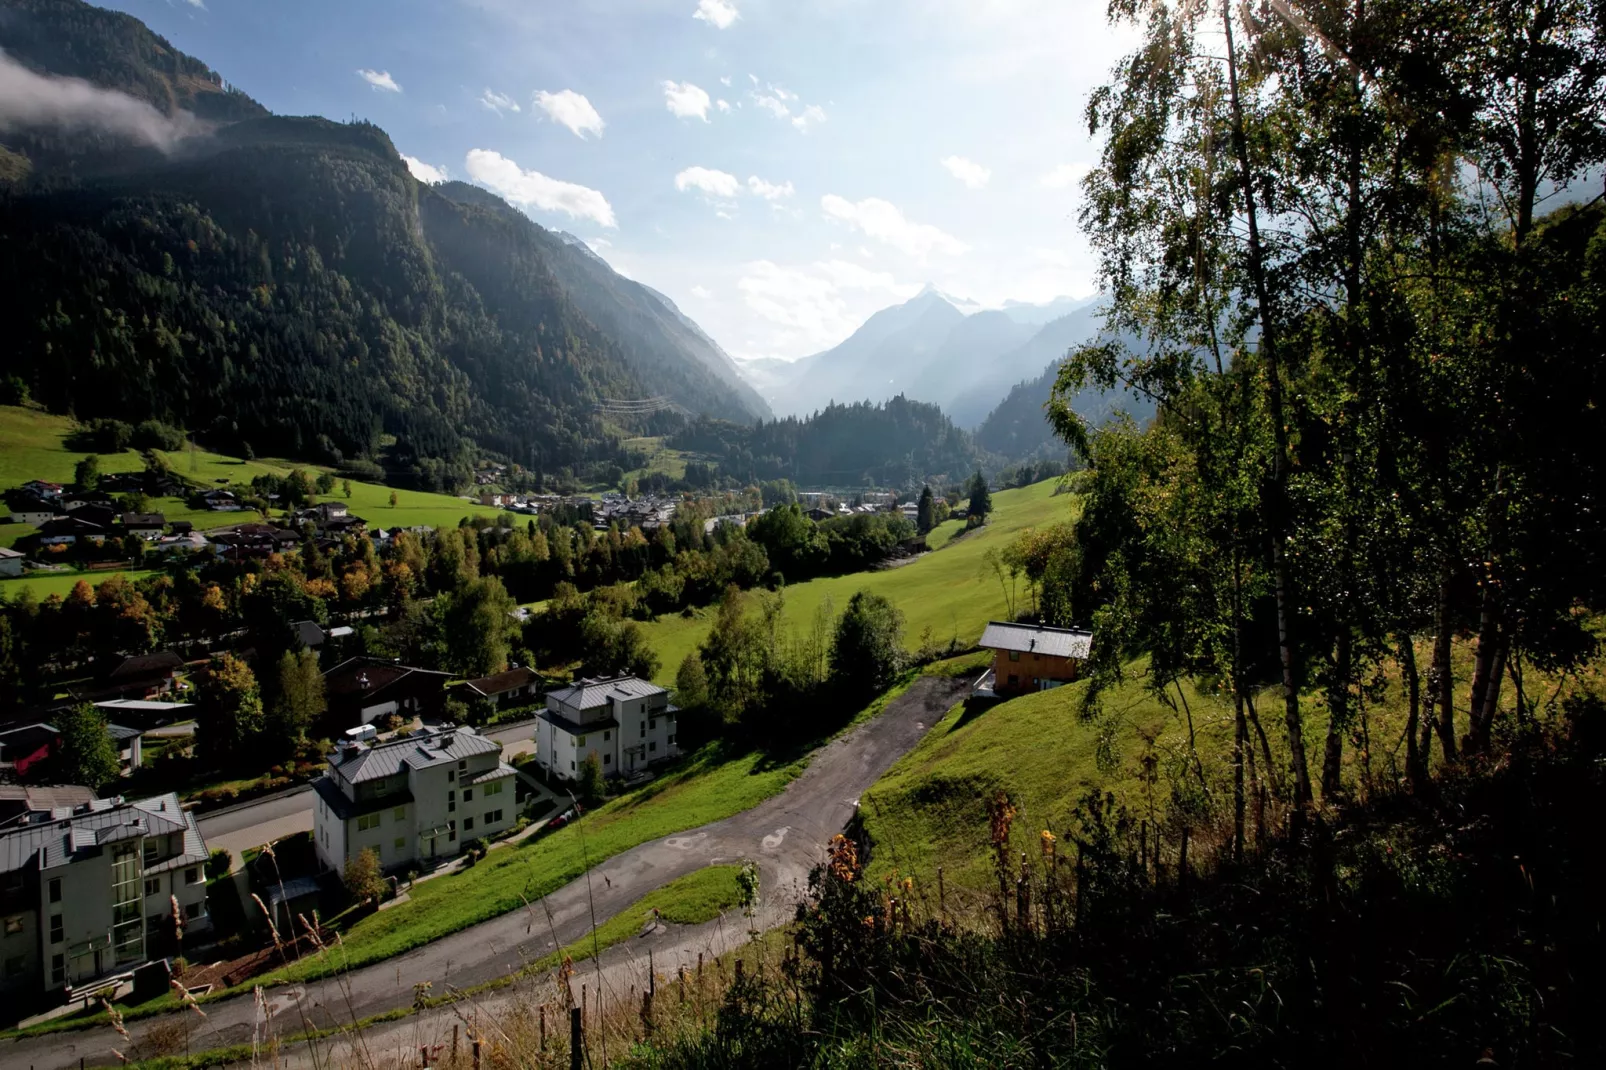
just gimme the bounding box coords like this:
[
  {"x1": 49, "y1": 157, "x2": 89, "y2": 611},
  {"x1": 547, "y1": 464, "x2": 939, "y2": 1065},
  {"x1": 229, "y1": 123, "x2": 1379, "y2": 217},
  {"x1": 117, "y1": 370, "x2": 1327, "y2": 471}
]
[
  {"x1": 638, "y1": 478, "x2": 1074, "y2": 683},
  {"x1": 0, "y1": 407, "x2": 146, "y2": 492},
  {"x1": 858, "y1": 631, "x2": 1606, "y2": 904}
]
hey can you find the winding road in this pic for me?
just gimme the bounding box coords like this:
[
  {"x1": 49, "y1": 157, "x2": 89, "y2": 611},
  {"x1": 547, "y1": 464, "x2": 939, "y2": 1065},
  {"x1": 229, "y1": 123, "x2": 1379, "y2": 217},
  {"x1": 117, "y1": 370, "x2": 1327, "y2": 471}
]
[{"x1": 8, "y1": 676, "x2": 968, "y2": 1069}]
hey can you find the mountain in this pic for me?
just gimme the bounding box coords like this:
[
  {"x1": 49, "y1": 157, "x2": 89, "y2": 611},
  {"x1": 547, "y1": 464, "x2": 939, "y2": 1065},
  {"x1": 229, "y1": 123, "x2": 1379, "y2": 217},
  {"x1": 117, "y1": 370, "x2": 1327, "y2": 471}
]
[
  {"x1": 975, "y1": 349, "x2": 1156, "y2": 463},
  {"x1": 756, "y1": 289, "x2": 1107, "y2": 430},
  {"x1": 0, "y1": 0, "x2": 766, "y2": 489}
]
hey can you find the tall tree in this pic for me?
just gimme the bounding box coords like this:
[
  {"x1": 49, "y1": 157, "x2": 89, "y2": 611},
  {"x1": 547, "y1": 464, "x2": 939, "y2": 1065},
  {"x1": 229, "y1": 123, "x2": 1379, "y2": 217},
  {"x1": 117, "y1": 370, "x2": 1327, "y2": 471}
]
[
  {"x1": 198, "y1": 653, "x2": 264, "y2": 767},
  {"x1": 268, "y1": 648, "x2": 325, "y2": 756},
  {"x1": 916, "y1": 486, "x2": 935, "y2": 535},
  {"x1": 53, "y1": 703, "x2": 121, "y2": 789}
]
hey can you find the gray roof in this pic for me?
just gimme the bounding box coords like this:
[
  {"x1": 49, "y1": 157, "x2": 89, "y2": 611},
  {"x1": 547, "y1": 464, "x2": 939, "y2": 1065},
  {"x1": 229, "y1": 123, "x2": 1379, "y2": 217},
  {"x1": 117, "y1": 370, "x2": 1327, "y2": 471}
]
[
  {"x1": 978, "y1": 622, "x2": 1094, "y2": 660},
  {"x1": 107, "y1": 723, "x2": 142, "y2": 742},
  {"x1": 328, "y1": 726, "x2": 501, "y2": 784},
  {"x1": 546, "y1": 674, "x2": 666, "y2": 711},
  {"x1": 312, "y1": 775, "x2": 413, "y2": 820},
  {"x1": 0, "y1": 547, "x2": 23, "y2": 559},
  {"x1": 0, "y1": 791, "x2": 200, "y2": 875},
  {"x1": 541, "y1": 709, "x2": 618, "y2": 737},
  {"x1": 468, "y1": 762, "x2": 519, "y2": 785}
]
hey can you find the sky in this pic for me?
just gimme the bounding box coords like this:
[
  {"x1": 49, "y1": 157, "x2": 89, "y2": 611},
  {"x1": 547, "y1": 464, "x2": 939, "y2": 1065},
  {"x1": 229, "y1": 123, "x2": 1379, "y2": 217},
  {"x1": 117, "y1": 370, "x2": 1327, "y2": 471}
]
[{"x1": 102, "y1": 0, "x2": 1131, "y2": 363}]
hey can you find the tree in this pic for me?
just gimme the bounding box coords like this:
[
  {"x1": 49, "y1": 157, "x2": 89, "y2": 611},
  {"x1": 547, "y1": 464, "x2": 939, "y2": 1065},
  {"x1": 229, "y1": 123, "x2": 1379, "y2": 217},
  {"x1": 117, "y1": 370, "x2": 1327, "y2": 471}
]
[
  {"x1": 343, "y1": 847, "x2": 386, "y2": 903},
  {"x1": 577, "y1": 752, "x2": 606, "y2": 805},
  {"x1": 829, "y1": 590, "x2": 905, "y2": 699},
  {"x1": 268, "y1": 648, "x2": 325, "y2": 755},
  {"x1": 198, "y1": 653, "x2": 265, "y2": 767},
  {"x1": 73, "y1": 454, "x2": 101, "y2": 491},
  {"x1": 53, "y1": 703, "x2": 120, "y2": 788},
  {"x1": 342, "y1": 479, "x2": 353, "y2": 498},
  {"x1": 967, "y1": 471, "x2": 992, "y2": 521},
  {"x1": 389, "y1": 490, "x2": 399, "y2": 509},
  {"x1": 675, "y1": 652, "x2": 709, "y2": 710},
  {"x1": 916, "y1": 486, "x2": 935, "y2": 535},
  {"x1": 438, "y1": 576, "x2": 518, "y2": 677}
]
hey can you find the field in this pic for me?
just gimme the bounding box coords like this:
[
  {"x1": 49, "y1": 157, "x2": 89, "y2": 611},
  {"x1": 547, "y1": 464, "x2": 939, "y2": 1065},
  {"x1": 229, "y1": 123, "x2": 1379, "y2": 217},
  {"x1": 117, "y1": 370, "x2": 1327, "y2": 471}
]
[
  {"x1": 0, "y1": 406, "x2": 504, "y2": 597},
  {"x1": 0, "y1": 568, "x2": 165, "y2": 602},
  {"x1": 637, "y1": 478, "x2": 1075, "y2": 683},
  {"x1": 620, "y1": 436, "x2": 693, "y2": 483},
  {"x1": 257, "y1": 742, "x2": 802, "y2": 986}
]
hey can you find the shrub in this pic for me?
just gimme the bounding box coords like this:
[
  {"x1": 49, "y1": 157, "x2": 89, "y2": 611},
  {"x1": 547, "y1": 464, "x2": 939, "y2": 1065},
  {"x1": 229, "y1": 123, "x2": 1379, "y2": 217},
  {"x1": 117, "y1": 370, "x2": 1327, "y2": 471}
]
[{"x1": 204, "y1": 848, "x2": 233, "y2": 881}]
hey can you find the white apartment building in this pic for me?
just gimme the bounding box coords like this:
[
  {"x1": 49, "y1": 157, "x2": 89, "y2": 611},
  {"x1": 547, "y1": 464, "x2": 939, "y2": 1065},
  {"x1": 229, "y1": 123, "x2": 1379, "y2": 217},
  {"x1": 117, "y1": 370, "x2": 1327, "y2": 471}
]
[
  {"x1": 312, "y1": 725, "x2": 518, "y2": 875},
  {"x1": 0, "y1": 792, "x2": 211, "y2": 996},
  {"x1": 535, "y1": 675, "x2": 680, "y2": 781}
]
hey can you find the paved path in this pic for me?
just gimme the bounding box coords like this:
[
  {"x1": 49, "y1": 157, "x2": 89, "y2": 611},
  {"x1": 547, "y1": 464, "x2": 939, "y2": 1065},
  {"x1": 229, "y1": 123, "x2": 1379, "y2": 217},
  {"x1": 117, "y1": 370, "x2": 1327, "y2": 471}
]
[{"x1": 7, "y1": 677, "x2": 966, "y2": 1069}]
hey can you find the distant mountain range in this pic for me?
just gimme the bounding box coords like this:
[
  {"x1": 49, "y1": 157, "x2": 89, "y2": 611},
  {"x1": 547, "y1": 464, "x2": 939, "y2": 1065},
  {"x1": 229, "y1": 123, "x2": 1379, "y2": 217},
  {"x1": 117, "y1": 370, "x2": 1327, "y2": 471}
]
[{"x1": 742, "y1": 288, "x2": 1127, "y2": 431}]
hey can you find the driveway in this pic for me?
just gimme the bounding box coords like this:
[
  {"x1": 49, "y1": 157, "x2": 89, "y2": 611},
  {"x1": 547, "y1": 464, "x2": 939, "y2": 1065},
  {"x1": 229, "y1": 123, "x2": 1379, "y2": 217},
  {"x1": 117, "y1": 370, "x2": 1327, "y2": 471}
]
[{"x1": 7, "y1": 677, "x2": 967, "y2": 1069}]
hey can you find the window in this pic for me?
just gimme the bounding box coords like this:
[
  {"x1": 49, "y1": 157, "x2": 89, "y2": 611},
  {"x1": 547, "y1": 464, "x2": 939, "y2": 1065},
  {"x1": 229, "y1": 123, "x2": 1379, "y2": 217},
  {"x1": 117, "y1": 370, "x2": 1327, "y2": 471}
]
[
  {"x1": 185, "y1": 867, "x2": 201, "y2": 885},
  {"x1": 569, "y1": 760, "x2": 576, "y2": 771},
  {"x1": 50, "y1": 914, "x2": 63, "y2": 944},
  {"x1": 393, "y1": 806, "x2": 406, "y2": 820},
  {"x1": 603, "y1": 730, "x2": 611, "y2": 741},
  {"x1": 649, "y1": 718, "x2": 656, "y2": 731},
  {"x1": 143, "y1": 841, "x2": 158, "y2": 867},
  {"x1": 448, "y1": 789, "x2": 456, "y2": 813},
  {"x1": 447, "y1": 770, "x2": 455, "y2": 783},
  {"x1": 144, "y1": 877, "x2": 160, "y2": 897},
  {"x1": 603, "y1": 753, "x2": 612, "y2": 765},
  {"x1": 458, "y1": 759, "x2": 467, "y2": 771},
  {"x1": 483, "y1": 780, "x2": 503, "y2": 797},
  {"x1": 462, "y1": 817, "x2": 474, "y2": 831},
  {"x1": 356, "y1": 814, "x2": 380, "y2": 832},
  {"x1": 669, "y1": 735, "x2": 676, "y2": 746},
  {"x1": 1009, "y1": 650, "x2": 1020, "y2": 662},
  {"x1": 639, "y1": 722, "x2": 646, "y2": 738},
  {"x1": 4, "y1": 955, "x2": 24, "y2": 978},
  {"x1": 448, "y1": 820, "x2": 457, "y2": 842},
  {"x1": 463, "y1": 788, "x2": 473, "y2": 803},
  {"x1": 184, "y1": 901, "x2": 201, "y2": 920},
  {"x1": 374, "y1": 780, "x2": 390, "y2": 797},
  {"x1": 484, "y1": 810, "x2": 503, "y2": 825},
  {"x1": 48, "y1": 877, "x2": 61, "y2": 903},
  {"x1": 575, "y1": 734, "x2": 586, "y2": 746},
  {"x1": 649, "y1": 742, "x2": 657, "y2": 753},
  {"x1": 3, "y1": 916, "x2": 22, "y2": 935},
  {"x1": 51, "y1": 953, "x2": 65, "y2": 987},
  {"x1": 394, "y1": 837, "x2": 406, "y2": 850}
]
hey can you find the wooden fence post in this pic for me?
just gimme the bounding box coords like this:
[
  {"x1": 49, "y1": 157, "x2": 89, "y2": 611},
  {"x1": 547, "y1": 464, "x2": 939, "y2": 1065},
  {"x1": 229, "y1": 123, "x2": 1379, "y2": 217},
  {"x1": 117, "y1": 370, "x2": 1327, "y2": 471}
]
[
  {"x1": 570, "y1": 1006, "x2": 583, "y2": 1070},
  {"x1": 451, "y1": 1023, "x2": 459, "y2": 1062}
]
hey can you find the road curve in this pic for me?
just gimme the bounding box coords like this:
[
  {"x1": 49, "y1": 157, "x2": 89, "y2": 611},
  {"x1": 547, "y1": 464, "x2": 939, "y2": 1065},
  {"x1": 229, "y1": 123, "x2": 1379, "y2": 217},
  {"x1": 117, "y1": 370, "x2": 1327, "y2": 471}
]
[{"x1": 8, "y1": 676, "x2": 968, "y2": 1069}]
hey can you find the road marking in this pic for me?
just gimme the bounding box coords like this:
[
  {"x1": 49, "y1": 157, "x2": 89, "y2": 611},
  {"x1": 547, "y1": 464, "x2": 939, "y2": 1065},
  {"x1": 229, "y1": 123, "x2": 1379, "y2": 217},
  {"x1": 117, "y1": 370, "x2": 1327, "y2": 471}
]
[
  {"x1": 663, "y1": 832, "x2": 707, "y2": 850},
  {"x1": 761, "y1": 827, "x2": 790, "y2": 851}
]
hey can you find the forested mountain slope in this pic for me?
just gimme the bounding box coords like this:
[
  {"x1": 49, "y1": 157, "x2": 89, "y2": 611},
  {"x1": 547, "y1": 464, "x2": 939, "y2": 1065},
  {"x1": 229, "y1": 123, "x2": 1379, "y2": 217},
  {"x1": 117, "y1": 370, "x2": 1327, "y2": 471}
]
[{"x1": 0, "y1": 0, "x2": 766, "y2": 490}]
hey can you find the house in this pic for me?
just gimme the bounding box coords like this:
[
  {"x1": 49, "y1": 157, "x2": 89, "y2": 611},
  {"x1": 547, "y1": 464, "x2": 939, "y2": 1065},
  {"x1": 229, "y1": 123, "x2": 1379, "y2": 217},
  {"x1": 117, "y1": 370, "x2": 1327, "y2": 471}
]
[
  {"x1": 0, "y1": 785, "x2": 97, "y2": 829},
  {"x1": 64, "y1": 503, "x2": 117, "y2": 528},
  {"x1": 806, "y1": 507, "x2": 834, "y2": 523},
  {"x1": 535, "y1": 675, "x2": 680, "y2": 781},
  {"x1": 207, "y1": 523, "x2": 298, "y2": 557},
  {"x1": 0, "y1": 719, "x2": 143, "y2": 779},
  {"x1": 0, "y1": 792, "x2": 210, "y2": 996},
  {"x1": 5, "y1": 492, "x2": 61, "y2": 526},
  {"x1": 36, "y1": 516, "x2": 106, "y2": 547},
  {"x1": 479, "y1": 492, "x2": 506, "y2": 508},
  {"x1": 322, "y1": 657, "x2": 455, "y2": 727},
  {"x1": 464, "y1": 666, "x2": 543, "y2": 709},
  {"x1": 290, "y1": 620, "x2": 355, "y2": 650},
  {"x1": 975, "y1": 621, "x2": 1094, "y2": 697},
  {"x1": 153, "y1": 531, "x2": 210, "y2": 556},
  {"x1": 19, "y1": 481, "x2": 63, "y2": 501},
  {"x1": 311, "y1": 725, "x2": 516, "y2": 874},
  {"x1": 200, "y1": 489, "x2": 241, "y2": 511},
  {"x1": 118, "y1": 514, "x2": 166, "y2": 540},
  {"x1": 107, "y1": 652, "x2": 184, "y2": 699},
  {"x1": 92, "y1": 699, "x2": 192, "y2": 730},
  {"x1": 0, "y1": 547, "x2": 23, "y2": 578}
]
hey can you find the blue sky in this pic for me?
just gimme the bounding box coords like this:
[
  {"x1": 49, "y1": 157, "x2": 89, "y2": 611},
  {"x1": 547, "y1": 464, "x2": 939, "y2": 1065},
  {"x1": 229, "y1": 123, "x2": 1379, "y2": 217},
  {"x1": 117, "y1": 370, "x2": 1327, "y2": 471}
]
[{"x1": 109, "y1": 0, "x2": 1129, "y2": 362}]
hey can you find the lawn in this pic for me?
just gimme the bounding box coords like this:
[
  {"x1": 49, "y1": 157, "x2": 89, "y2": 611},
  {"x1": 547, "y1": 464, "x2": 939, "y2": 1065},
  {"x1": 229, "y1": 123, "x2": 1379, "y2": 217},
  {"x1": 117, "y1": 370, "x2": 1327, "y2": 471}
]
[
  {"x1": 0, "y1": 568, "x2": 165, "y2": 601},
  {"x1": 556, "y1": 863, "x2": 743, "y2": 967},
  {"x1": 621, "y1": 436, "x2": 693, "y2": 483},
  {"x1": 637, "y1": 478, "x2": 1076, "y2": 683},
  {"x1": 0, "y1": 406, "x2": 147, "y2": 494},
  {"x1": 256, "y1": 742, "x2": 802, "y2": 987}
]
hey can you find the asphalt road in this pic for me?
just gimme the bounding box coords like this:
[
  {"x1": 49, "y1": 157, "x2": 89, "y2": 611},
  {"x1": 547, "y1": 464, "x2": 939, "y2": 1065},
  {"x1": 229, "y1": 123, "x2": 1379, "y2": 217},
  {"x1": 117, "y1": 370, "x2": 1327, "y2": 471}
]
[{"x1": 11, "y1": 678, "x2": 967, "y2": 1068}]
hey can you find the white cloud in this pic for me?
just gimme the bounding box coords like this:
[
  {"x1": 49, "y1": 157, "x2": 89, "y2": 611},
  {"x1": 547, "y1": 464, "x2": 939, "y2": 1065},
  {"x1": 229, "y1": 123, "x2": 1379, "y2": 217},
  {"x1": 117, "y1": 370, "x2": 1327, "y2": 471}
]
[
  {"x1": 691, "y1": 284, "x2": 714, "y2": 299},
  {"x1": 662, "y1": 80, "x2": 712, "y2": 121},
  {"x1": 464, "y1": 149, "x2": 617, "y2": 228},
  {"x1": 716, "y1": 99, "x2": 732, "y2": 113},
  {"x1": 942, "y1": 155, "x2": 991, "y2": 189},
  {"x1": 357, "y1": 69, "x2": 401, "y2": 93},
  {"x1": 751, "y1": 91, "x2": 789, "y2": 119},
  {"x1": 738, "y1": 259, "x2": 918, "y2": 351},
  {"x1": 692, "y1": 0, "x2": 740, "y2": 29},
  {"x1": 402, "y1": 155, "x2": 448, "y2": 184},
  {"x1": 820, "y1": 195, "x2": 968, "y2": 258},
  {"x1": 479, "y1": 88, "x2": 520, "y2": 115},
  {"x1": 719, "y1": 76, "x2": 733, "y2": 87},
  {"x1": 534, "y1": 89, "x2": 605, "y2": 139},
  {"x1": 675, "y1": 166, "x2": 741, "y2": 198},
  {"x1": 747, "y1": 175, "x2": 794, "y2": 200},
  {"x1": 791, "y1": 104, "x2": 827, "y2": 132},
  {"x1": 1039, "y1": 162, "x2": 1090, "y2": 189},
  {"x1": 183, "y1": 0, "x2": 206, "y2": 8}
]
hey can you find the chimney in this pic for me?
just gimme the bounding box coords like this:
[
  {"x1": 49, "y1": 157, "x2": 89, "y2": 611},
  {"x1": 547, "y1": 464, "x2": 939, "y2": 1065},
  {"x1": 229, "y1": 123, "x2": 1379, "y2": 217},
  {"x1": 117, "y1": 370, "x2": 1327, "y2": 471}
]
[
  {"x1": 357, "y1": 672, "x2": 370, "y2": 690},
  {"x1": 337, "y1": 740, "x2": 360, "y2": 763}
]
